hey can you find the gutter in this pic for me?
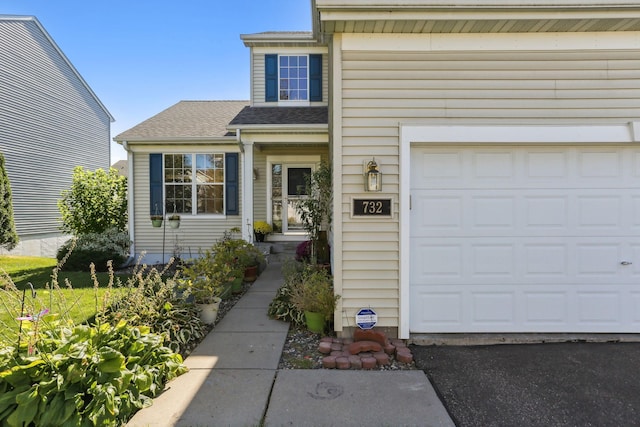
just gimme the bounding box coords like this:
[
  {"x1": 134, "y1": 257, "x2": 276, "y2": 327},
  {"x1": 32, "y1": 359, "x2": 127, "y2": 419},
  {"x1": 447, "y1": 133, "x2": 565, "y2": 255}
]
[{"x1": 237, "y1": 128, "x2": 243, "y2": 153}]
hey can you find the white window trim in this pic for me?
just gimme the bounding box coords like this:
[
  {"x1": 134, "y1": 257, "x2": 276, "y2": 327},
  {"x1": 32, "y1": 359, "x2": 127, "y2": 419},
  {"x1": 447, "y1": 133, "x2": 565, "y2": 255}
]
[
  {"x1": 163, "y1": 153, "x2": 226, "y2": 218},
  {"x1": 278, "y1": 53, "x2": 311, "y2": 106}
]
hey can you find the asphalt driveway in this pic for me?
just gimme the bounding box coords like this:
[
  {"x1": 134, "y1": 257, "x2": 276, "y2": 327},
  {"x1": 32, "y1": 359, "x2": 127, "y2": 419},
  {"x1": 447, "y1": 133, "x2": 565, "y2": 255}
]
[{"x1": 410, "y1": 342, "x2": 640, "y2": 427}]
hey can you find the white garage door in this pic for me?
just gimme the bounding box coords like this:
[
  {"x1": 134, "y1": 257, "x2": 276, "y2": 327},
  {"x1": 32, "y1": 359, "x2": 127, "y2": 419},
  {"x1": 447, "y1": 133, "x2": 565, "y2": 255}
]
[{"x1": 410, "y1": 145, "x2": 640, "y2": 333}]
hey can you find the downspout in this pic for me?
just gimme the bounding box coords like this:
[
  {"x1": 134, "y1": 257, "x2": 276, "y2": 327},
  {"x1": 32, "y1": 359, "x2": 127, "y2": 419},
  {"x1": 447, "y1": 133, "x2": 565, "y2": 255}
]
[{"x1": 123, "y1": 140, "x2": 136, "y2": 265}]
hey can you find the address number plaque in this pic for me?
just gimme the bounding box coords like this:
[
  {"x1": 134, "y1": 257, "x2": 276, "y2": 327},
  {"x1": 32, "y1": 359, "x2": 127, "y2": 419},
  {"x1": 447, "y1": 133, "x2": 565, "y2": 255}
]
[{"x1": 352, "y1": 198, "x2": 392, "y2": 217}]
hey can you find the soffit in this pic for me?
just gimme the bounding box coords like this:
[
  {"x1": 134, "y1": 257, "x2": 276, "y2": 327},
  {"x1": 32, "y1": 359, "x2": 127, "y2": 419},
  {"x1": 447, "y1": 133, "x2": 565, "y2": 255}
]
[{"x1": 314, "y1": 3, "x2": 640, "y2": 33}]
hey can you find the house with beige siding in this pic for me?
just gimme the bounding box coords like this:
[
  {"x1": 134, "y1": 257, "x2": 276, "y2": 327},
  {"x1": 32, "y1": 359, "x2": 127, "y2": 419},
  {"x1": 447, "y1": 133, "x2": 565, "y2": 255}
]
[
  {"x1": 0, "y1": 15, "x2": 113, "y2": 257},
  {"x1": 118, "y1": 1, "x2": 640, "y2": 339}
]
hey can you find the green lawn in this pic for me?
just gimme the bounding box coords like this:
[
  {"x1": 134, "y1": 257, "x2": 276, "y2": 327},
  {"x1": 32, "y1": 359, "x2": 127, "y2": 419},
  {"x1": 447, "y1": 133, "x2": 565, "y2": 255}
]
[{"x1": 0, "y1": 255, "x2": 130, "y2": 341}]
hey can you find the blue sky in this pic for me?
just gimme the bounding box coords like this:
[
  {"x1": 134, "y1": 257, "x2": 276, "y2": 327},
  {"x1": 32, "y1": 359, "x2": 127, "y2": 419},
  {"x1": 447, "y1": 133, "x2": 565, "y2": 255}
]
[{"x1": 1, "y1": 0, "x2": 312, "y2": 162}]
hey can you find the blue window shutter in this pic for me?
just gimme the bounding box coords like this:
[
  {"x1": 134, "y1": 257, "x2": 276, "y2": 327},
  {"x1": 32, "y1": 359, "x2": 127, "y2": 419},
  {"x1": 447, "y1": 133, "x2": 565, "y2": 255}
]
[
  {"x1": 149, "y1": 153, "x2": 163, "y2": 215},
  {"x1": 309, "y1": 54, "x2": 322, "y2": 102},
  {"x1": 265, "y1": 54, "x2": 278, "y2": 102},
  {"x1": 225, "y1": 153, "x2": 239, "y2": 215}
]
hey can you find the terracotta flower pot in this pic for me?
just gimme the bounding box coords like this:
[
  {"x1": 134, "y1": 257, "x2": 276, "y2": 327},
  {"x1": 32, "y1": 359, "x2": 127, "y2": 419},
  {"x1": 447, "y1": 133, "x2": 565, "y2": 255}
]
[{"x1": 244, "y1": 265, "x2": 258, "y2": 283}]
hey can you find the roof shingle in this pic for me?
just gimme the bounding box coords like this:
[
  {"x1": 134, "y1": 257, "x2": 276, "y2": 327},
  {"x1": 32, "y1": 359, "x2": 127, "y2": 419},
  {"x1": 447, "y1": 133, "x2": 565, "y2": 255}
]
[
  {"x1": 114, "y1": 100, "x2": 248, "y2": 141},
  {"x1": 229, "y1": 106, "x2": 328, "y2": 126}
]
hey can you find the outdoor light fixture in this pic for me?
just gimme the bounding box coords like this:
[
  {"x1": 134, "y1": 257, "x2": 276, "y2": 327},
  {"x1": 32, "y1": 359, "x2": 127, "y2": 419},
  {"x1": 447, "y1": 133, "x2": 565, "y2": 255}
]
[{"x1": 364, "y1": 158, "x2": 382, "y2": 192}]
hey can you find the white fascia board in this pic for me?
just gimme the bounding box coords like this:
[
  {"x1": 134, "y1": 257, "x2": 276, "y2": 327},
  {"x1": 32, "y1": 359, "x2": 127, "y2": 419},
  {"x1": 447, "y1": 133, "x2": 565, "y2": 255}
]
[
  {"x1": 342, "y1": 31, "x2": 640, "y2": 51},
  {"x1": 116, "y1": 137, "x2": 238, "y2": 143},
  {"x1": 320, "y1": 9, "x2": 640, "y2": 22},
  {"x1": 399, "y1": 123, "x2": 636, "y2": 144},
  {"x1": 228, "y1": 124, "x2": 329, "y2": 133},
  {"x1": 252, "y1": 46, "x2": 328, "y2": 54},
  {"x1": 315, "y1": 0, "x2": 640, "y2": 8}
]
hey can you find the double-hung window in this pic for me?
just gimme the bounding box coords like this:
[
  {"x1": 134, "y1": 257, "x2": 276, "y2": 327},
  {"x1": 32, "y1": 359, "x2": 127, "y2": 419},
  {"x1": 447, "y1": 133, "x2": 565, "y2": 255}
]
[
  {"x1": 279, "y1": 55, "x2": 308, "y2": 101},
  {"x1": 265, "y1": 53, "x2": 322, "y2": 103},
  {"x1": 164, "y1": 153, "x2": 225, "y2": 215}
]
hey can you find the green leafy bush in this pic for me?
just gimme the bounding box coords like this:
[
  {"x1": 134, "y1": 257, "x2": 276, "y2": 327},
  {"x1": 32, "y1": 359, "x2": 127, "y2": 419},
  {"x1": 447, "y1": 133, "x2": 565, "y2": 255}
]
[
  {"x1": 58, "y1": 166, "x2": 128, "y2": 235},
  {"x1": 0, "y1": 152, "x2": 18, "y2": 251},
  {"x1": 0, "y1": 321, "x2": 187, "y2": 427},
  {"x1": 57, "y1": 229, "x2": 130, "y2": 272},
  {"x1": 99, "y1": 264, "x2": 206, "y2": 356},
  {"x1": 267, "y1": 261, "x2": 309, "y2": 326}
]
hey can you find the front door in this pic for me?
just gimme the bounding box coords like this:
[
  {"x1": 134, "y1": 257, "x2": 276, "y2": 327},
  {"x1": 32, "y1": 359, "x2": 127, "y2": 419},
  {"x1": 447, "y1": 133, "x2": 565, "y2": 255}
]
[{"x1": 271, "y1": 163, "x2": 314, "y2": 234}]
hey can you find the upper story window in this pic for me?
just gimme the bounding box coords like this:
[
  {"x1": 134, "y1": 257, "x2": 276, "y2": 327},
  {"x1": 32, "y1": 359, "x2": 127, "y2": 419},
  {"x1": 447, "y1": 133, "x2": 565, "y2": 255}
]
[
  {"x1": 279, "y1": 55, "x2": 308, "y2": 101},
  {"x1": 265, "y1": 54, "x2": 322, "y2": 104}
]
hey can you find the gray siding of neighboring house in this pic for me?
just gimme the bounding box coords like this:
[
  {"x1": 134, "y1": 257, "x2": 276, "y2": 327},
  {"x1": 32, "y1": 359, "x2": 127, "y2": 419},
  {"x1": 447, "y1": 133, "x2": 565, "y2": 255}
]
[{"x1": 0, "y1": 17, "x2": 112, "y2": 256}]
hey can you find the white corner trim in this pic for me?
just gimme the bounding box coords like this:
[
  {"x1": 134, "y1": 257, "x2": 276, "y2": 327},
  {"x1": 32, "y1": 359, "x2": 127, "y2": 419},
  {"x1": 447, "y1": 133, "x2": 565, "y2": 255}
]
[
  {"x1": 242, "y1": 141, "x2": 255, "y2": 242},
  {"x1": 631, "y1": 122, "x2": 640, "y2": 143}
]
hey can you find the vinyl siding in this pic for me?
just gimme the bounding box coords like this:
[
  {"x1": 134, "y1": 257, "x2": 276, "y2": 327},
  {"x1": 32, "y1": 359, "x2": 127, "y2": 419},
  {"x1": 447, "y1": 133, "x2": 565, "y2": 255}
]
[
  {"x1": 0, "y1": 19, "x2": 111, "y2": 242},
  {"x1": 131, "y1": 146, "x2": 243, "y2": 261},
  {"x1": 251, "y1": 51, "x2": 329, "y2": 107},
  {"x1": 335, "y1": 38, "x2": 640, "y2": 331}
]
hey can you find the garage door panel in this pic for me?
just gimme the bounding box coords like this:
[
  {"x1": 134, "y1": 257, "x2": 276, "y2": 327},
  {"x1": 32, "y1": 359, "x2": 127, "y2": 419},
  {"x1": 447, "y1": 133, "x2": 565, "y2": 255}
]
[
  {"x1": 410, "y1": 145, "x2": 640, "y2": 333},
  {"x1": 410, "y1": 283, "x2": 640, "y2": 332},
  {"x1": 412, "y1": 237, "x2": 639, "y2": 284},
  {"x1": 412, "y1": 190, "x2": 636, "y2": 237},
  {"x1": 412, "y1": 146, "x2": 640, "y2": 189}
]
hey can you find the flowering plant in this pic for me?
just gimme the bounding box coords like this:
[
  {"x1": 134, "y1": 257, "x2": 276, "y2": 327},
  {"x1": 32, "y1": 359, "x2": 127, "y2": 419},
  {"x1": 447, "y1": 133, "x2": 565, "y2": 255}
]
[{"x1": 253, "y1": 221, "x2": 273, "y2": 234}]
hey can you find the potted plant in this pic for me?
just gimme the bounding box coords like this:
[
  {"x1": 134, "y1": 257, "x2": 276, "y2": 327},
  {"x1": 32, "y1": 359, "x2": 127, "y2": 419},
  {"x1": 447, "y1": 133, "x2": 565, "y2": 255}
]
[
  {"x1": 253, "y1": 220, "x2": 272, "y2": 242},
  {"x1": 290, "y1": 267, "x2": 339, "y2": 333},
  {"x1": 216, "y1": 238, "x2": 265, "y2": 282},
  {"x1": 168, "y1": 214, "x2": 181, "y2": 229},
  {"x1": 212, "y1": 244, "x2": 244, "y2": 294},
  {"x1": 236, "y1": 242, "x2": 266, "y2": 282},
  {"x1": 294, "y1": 162, "x2": 332, "y2": 264},
  {"x1": 181, "y1": 248, "x2": 233, "y2": 323},
  {"x1": 151, "y1": 204, "x2": 163, "y2": 227}
]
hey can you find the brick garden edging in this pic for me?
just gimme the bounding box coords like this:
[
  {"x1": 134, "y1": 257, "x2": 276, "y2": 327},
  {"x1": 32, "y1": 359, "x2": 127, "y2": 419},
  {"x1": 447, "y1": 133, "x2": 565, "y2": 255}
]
[{"x1": 318, "y1": 329, "x2": 414, "y2": 370}]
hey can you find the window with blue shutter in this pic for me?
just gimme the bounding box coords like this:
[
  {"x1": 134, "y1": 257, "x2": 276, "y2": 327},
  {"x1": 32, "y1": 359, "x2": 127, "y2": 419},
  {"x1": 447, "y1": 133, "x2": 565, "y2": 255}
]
[
  {"x1": 309, "y1": 54, "x2": 322, "y2": 102},
  {"x1": 150, "y1": 153, "x2": 237, "y2": 217},
  {"x1": 265, "y1": 54, "x2": 278, "y2": 102},
  {"x1": 225, "y1": 153, "x2": 239, "y2": 215}
]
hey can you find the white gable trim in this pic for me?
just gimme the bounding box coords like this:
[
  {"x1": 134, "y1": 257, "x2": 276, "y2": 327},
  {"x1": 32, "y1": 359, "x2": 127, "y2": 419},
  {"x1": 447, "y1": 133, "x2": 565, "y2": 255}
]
[{"x1": 398, "y1": 122, "x2": 639, "y2": 339}]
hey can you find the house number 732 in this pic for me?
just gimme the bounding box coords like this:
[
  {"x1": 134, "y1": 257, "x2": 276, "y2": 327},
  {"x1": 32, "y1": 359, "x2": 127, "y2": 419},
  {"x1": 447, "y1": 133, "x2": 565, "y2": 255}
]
[
  {"x1": 362, "y1": 200, "x2": 383, "y2": 214},
  {"x1": 352, "y1": 198, "x2": 391, "y2": 216}
]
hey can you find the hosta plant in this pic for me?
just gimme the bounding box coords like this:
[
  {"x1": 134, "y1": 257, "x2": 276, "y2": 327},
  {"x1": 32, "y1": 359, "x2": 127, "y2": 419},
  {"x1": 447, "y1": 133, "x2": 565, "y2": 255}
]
[{"x1": 0, "y1": 320, "x2": 187, "y2": 427}]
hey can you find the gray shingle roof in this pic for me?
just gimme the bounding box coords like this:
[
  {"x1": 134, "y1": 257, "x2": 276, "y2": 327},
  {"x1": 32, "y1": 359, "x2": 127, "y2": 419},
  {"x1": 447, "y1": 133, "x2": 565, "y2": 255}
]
[
  {"x1": 229, "y1": 106, "x2": 328, "y2": 126},
  {"x1": 114, "y1": 101, "x2": 249, "y2": 141}
]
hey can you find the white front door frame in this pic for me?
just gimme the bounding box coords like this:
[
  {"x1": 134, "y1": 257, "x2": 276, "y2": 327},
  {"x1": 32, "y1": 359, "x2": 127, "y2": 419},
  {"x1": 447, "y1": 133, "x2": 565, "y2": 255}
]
[
  {"x1": 399, "y1": 122, "x2": 639, "y2": 339},
  {"x1": 266, "y1": 155, "x2": 321, "y2": 237}
]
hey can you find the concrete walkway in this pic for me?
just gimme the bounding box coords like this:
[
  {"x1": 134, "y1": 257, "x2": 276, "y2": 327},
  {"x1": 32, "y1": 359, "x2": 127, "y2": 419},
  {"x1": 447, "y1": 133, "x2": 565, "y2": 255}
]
[{"x1": 127, "y1": 262, "x2": 454, "y2": 427}]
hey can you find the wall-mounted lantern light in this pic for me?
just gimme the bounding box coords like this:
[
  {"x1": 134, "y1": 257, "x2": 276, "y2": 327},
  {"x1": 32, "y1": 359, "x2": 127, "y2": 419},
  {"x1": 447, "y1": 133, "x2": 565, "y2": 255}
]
[{"x1": 364, "y1": 158, "x2": 382, "y2": 192}]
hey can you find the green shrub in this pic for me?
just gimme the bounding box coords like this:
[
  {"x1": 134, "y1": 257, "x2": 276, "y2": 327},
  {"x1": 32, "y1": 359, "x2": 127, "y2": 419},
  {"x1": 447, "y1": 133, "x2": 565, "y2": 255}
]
[
  {"x1": 99, "y1": 264, "x2": 206, "y2": 356},
  {"x1": 57, "y1": 229, "x2": 130, "y2": 272},
  {"x1": 267, "y1": 261, "x2": 309, "y2": 326},
  {"x1": 0, "y1": 152, "x2": 18, "y2": 251},
  {"x1": 0, "y1": 321, "x2": 186, "y2": 427},
  {"x1": 58, "y1": 166, "x2": 128, "y2": 235}
]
